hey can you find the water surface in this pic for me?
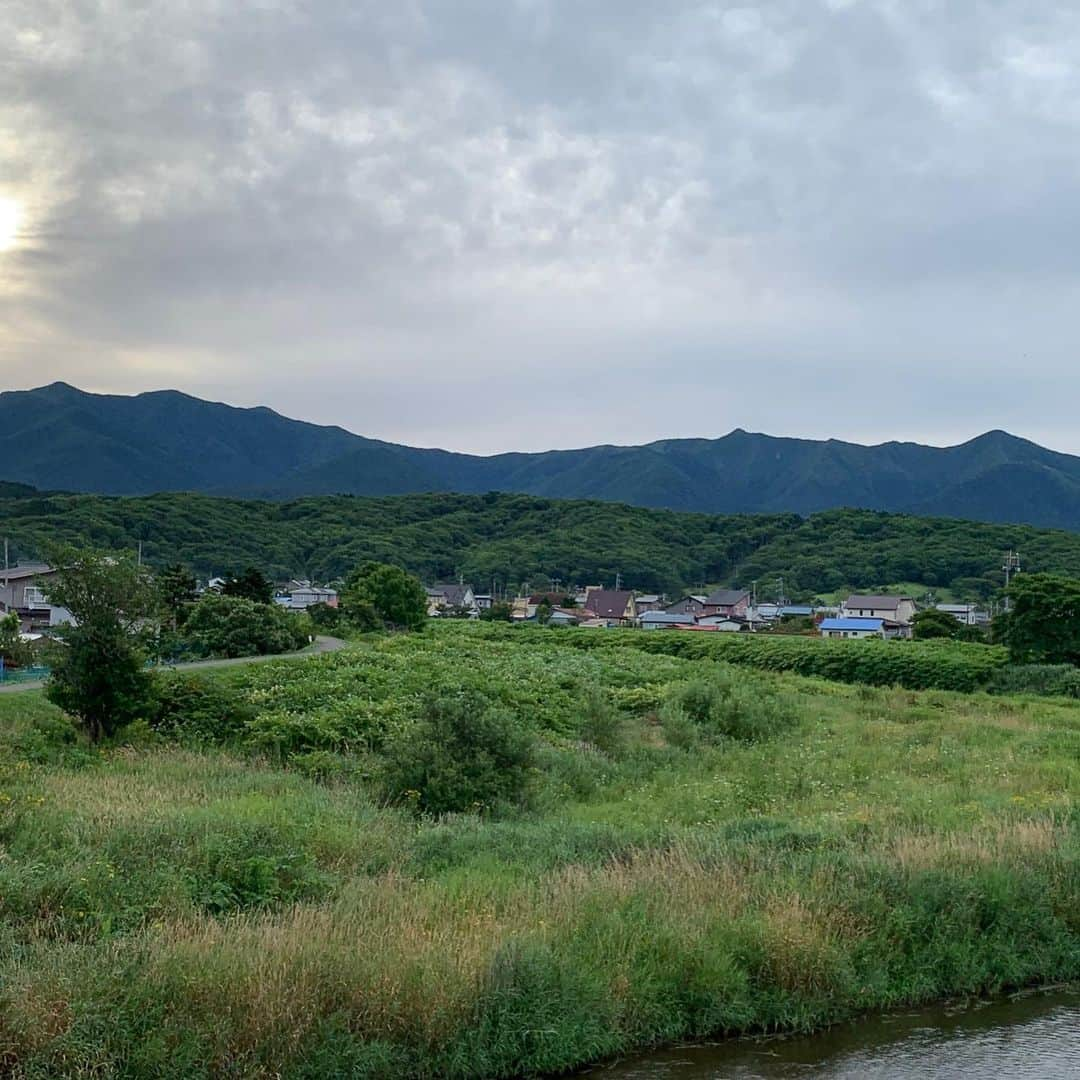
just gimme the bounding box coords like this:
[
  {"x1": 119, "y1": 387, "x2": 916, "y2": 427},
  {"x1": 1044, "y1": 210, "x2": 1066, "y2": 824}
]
[{"x1": 589, "y1": 990, "x2": 1080, "y2": 1078}]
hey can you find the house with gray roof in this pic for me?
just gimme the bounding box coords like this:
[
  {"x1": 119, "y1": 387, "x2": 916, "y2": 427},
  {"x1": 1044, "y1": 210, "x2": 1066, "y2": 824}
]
[
  {"x1": 584, "y1": 589, "x2": 636, "y2": 625},
  {"x1": 702, "y1": 589, "x2": 751, "y2": 619}
]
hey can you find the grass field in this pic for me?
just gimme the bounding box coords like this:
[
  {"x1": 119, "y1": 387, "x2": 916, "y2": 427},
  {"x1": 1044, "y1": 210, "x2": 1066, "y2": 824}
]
[{"x1": 1, "y1": 625, "x2": 1079, "y2": 1077}]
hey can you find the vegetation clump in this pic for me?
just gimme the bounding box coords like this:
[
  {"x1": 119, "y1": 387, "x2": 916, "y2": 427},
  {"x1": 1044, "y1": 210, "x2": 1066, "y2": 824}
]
[
  {"x1": 379, "y1": 690, "x2": 535, "y2": 814},
  {"x1": 179, "y1": 592, "x2": 309, "y2": 659}
]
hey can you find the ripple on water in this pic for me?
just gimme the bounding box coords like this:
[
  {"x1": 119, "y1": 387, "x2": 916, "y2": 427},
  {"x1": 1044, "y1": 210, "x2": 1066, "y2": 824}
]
[{"x1": 591, "y1": 992, "x2": 1080, "y2": 1079}]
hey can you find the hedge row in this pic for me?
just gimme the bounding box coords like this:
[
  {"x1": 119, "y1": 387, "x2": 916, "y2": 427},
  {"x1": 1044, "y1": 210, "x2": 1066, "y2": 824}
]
[{"x1": 477, "y1": 625, "x2": 1011, "y2": 694}]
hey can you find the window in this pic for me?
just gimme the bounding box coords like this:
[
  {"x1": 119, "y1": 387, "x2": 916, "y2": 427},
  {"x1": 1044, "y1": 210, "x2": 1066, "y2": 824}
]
[{"x1": 23, "y1": 586, "x2": 48, "y2": 609}]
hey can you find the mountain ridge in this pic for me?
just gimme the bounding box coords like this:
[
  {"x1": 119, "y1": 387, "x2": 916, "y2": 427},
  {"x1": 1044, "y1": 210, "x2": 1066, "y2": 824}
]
[{"x1": 3, "y1": 383, "x2": 1080, "y2": 529}]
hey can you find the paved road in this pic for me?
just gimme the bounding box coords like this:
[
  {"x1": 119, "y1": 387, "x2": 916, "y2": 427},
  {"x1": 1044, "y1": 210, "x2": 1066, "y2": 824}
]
[{"x1": 0, "y1": 635, "x2": 348, "y2": 694}]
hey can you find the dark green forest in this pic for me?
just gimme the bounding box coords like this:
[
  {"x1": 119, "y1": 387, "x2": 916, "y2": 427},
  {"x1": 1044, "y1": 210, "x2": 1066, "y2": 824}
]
[{"x1": 2, "y1": 488, "x2": 1078, "y2": 599}]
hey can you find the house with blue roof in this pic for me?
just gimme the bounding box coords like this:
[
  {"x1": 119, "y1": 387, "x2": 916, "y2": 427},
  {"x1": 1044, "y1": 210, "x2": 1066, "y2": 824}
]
[{"x1": 819, "y1": 616, "x2": 885, "y2": 640}]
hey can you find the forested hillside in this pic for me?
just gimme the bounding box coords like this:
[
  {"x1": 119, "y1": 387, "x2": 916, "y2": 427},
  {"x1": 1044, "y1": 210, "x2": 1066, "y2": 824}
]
[
  {"x1": 3, "y1": 488, "x2": 1079, "y2": 599},
  {"x1": 6, "y1": 383, "x2": 1080, "y2": 528}
]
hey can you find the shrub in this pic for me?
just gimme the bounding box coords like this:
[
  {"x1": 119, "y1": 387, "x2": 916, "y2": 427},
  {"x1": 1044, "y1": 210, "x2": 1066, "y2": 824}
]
[
  {"x1": 658, "y1": 700, "x2": 699, "y2": 750},
  {"x1": 666, "y1": 670, "x2": 795, "y2": 742},
  {"x1": 149, "y1": 672, "x2": 256, "y2": 743},
  {"x1": 380, "y1": 691, "x2": 535, "y2": 815},
  {"x1": 180, "y1": 593, "x2": 310, "y2": 659},
  {"x1": 577, "y1": 686, "x2": 628, "y2": 756},
  {"x1": 986, "y1": 664, "x2": 1080, "y2": 699}
]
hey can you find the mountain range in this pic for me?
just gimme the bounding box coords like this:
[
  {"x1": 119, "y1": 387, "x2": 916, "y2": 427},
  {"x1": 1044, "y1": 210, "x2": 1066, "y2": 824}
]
[{"x1": 3, "y1": 381, "x2": 1080, "y2": 530}]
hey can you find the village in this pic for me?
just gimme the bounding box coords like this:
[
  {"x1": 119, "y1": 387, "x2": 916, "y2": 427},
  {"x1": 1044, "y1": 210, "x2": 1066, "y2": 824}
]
[
  {"x1": 423, "y1": 581, "x2": 993, "y2": 639},
  {"x1": 2, "y1": 557, "x2": 995, "y2": 648}
]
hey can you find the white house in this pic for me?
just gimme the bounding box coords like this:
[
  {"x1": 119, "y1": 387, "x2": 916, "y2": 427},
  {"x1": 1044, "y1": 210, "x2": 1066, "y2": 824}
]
[
  {"x1": 841, "y1": 595, "x2": 917, "y2": 626},
  {"x1": 936, "y1": 603, "x2": 990, "y2": 627}
]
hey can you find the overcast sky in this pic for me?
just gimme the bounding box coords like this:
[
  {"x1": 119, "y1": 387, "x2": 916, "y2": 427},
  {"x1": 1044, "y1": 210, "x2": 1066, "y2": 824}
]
[{"x1": 2, "y1": 1, "x2": 1079, "y2": 454}]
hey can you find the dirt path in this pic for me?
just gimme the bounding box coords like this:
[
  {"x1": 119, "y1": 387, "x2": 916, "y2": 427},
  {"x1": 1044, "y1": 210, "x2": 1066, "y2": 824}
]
[{"x1": 0, "y1": 635, "x2": 348, "y2": 694}]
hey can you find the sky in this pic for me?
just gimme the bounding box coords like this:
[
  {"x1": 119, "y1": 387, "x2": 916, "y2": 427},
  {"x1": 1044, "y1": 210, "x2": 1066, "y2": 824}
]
[{"x1": 2, "y1": 1, "x2": 1080, "y2": 455}]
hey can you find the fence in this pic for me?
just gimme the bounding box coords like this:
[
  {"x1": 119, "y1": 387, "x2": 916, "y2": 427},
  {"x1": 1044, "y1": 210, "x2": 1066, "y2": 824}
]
[{"x1": 0, "y1": 660, "x2": 50, "y2": 684}]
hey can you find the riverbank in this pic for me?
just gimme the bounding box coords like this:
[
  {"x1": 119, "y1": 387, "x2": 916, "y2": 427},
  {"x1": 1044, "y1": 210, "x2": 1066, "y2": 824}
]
[{"x1": 1, "y1": 629, "x2": 1079, "y2": 1076}]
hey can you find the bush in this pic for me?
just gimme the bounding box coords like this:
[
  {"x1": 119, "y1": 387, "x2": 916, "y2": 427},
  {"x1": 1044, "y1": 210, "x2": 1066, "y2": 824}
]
[
  {"x1": 666, "y1": 670, "x2": 795, "y2": 742},
  {"x1": 180, "y1": 593, "x2": 310, "y2": 659},
  {"x1": 149, "y1": 673, "x2": 256, "y2": 743},
  {"x1": 577, "y1": 686, "x2": 628, "y2": 756},
  {"x1": 380, "y1": 692, "x2": 535, "y2": 815},
  {"x1": 986, "y1": 664, "x2": 1080, "y2": 700},
  {"x1": 658, "y1": 701, "x2": 699, "y2": 750}
]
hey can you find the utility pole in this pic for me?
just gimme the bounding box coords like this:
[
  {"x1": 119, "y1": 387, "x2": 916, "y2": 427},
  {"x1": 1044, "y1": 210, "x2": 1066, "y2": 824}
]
[
  {"x1": 137, "y1": 540, "x2": 143, "y2": 566},
  {"x1": 1002, "y1": 550, "x2": 1021, "y2": 611},
  {"x1": 615, "y1": 572, "x2": 622, "y2": 591}
]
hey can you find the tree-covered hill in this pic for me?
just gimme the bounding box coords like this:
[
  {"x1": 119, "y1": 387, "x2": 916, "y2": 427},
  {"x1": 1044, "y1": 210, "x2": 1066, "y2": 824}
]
[
  {"x1": 6, "y1": 383, "x2": 1080, "y2": 529},
  {"x1": 3, "y1": 489, "x2": 1079, "y2": 600}
]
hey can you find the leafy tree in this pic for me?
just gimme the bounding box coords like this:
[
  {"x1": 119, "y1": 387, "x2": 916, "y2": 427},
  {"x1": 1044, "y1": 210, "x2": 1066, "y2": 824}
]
[
  {"x1": 343, "y1": 562, "x2": 427, "y2": 631},
  {"x1": 180, "y1": 593, "x2": 309, "y2": 659},
  {"x1": 380, "y1": 692, "x2": 534, "y2": 814},
  {"x1": 156, "y1": 562, "x2": 197, "y2": 629},
  {"x1": 42, "y1": 547, "x2": 158, "y2": 742},
  {"x1": 221, "y1": 567, "x2": 273, "y2": 605},
  {"x1": 536, "y1": 598, "x2": 553, "y2": 625},
  {"x1": 0, "y1": 611, "x2": 32, "y2": 668},
  {"x1": 999, "y1": 573, "x2": 1080, "y2": 665},
  {"x1": 306, "y1": 601, "x2": 343, "y2": 631},
  {"x1": 479, "y1": 601, "x2": 513, "y2": 622},
  {"x1": 912, "y1": 608, "x2": 962, "y2": 640}
]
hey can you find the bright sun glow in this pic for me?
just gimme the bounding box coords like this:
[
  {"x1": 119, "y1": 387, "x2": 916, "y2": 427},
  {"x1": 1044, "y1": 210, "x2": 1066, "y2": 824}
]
[{"x1": 0, "y1": 198, "x2": 21, "y2": 253}]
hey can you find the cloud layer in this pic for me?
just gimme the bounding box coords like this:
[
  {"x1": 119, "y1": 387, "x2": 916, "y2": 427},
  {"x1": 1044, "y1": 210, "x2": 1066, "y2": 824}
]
[{"x1": 3, "y1": 1, "x2": 1080, "y2": 452}]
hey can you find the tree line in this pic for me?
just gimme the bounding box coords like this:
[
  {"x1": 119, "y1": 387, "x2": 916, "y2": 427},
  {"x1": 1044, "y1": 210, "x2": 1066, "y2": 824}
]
[{"x1": 3, "y1": 489, "x2": 1080, "y2": 599}]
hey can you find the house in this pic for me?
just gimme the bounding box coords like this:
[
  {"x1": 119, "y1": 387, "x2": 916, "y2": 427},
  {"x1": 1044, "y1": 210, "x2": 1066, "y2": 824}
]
[
  {"x1": 640, "y1": 610, "x2": 696, "y2": 630},
  {"x1": 701, "y1": 589, "x2": 751, "y2": 619},
  {"x1": 697, "y1": 614, "x2": 751, "y2": 632},
  {"x1": 936, "y1": 603, "x2": 990, "y2": 627},
  {"x1": 584, "y1": 589, "x2": 636, "y2": 625},
  {"x1": 841, "y1": 594, "x2": 917, "y2": 626},
  {"x1": 426, "y1": 583, "x2": 478, "y2": 617},
  {"x1": 0, "y1": 563, "x2": 69, "y2": 632},
  {"x1": 277, "y1": 581, "x2": 339, "y2": 611},
  {"x1": 548, "y1": 607, "x2": 593, "y2": 627},
  {"x1": 510, "y1": 597, "x2": 538, "y2": 621},
  {"x1": 634, "y1": 594, "x2": 665, "y2": 613},
  {"x1": 819, "y1": 617, "x2": 886, "y2": 640},
  {"x1": 666, "y1": 594, "x2": 708, "y2": 616},
  {"x1": 473, "y1": 594, "x2": 494, "y2": 611}
]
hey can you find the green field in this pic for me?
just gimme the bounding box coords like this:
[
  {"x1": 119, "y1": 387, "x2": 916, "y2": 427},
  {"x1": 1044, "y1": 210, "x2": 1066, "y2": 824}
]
[{"x1": 1, "y1": 625, "x2": 1079, "y2": 1077}]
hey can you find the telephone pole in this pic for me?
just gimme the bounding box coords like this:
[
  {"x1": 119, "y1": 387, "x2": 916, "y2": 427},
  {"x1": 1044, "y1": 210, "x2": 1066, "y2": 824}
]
[{"x1": 1002, "y1": 550, "x2": 1021, "y2": 611}]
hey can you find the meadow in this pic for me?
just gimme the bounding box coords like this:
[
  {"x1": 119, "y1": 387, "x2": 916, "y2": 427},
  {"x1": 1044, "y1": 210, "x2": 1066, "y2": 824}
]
[{"x1": 1, "y1": 624, "x2": 1079, "y2": 1077}]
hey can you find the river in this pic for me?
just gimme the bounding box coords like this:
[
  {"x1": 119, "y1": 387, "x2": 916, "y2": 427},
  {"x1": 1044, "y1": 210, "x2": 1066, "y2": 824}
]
[{"x1": 588, "y1": 990, "x2": 1080, "y2": 1078}]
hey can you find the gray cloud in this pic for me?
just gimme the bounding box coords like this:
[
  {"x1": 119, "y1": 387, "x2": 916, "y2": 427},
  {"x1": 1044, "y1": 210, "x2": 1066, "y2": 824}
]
[{"x1": 2, "y1": 1, "x2": 1080, "y2": 454}]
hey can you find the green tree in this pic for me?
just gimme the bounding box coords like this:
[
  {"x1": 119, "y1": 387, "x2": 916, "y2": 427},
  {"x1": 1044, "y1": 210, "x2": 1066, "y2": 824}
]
[
  {"x1": 999, "y1": 573, "x2": 1080, "y2": 665},
  {"x1": 912, "y1": 608, "x2": 962, "y2": 640},
  {"x1": 221, "y1": 567, "x2": 274, "y2": 605},
  {"x1": 156, "y1": 562, "x2": 197, "y2": 630},
  {"x1": 479, "y1": 601, "x2": 513, "y2": 622},
  {"x1": 181, "y1": 593, "x2": 309, "y2": 659},
  {"x1": 0, "y1": 611, "x2": 32, "y2": 668},
  {"x1": 380, "y1": 691, "x2": 534, "y2": 815},
  {"x1": 343, "y1": 562, "x2": 427, "y2": 631},
  {"x1": 42, "y1": 547, "x2": 158, "y2": 742}
]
